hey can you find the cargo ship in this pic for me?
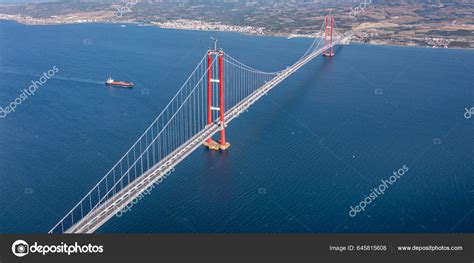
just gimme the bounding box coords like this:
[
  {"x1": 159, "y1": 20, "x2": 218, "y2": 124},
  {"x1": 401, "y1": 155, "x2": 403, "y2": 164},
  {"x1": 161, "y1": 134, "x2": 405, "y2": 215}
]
[{"x1": 105, "y1": 77, "x2": 134, "y2": 88}]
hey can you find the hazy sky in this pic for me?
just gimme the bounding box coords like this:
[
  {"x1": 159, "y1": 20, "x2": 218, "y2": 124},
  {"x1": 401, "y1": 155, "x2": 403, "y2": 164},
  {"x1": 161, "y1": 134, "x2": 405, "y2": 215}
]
[{"x1": 0, "y1": 0, "x2": 53, "y2": 2}]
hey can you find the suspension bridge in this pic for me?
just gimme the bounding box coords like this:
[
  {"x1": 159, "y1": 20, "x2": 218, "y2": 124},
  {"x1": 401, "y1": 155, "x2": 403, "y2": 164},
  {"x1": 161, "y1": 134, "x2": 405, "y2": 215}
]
[{"x1": 49, "y1": 16, "x2": 353, "y2": 233}]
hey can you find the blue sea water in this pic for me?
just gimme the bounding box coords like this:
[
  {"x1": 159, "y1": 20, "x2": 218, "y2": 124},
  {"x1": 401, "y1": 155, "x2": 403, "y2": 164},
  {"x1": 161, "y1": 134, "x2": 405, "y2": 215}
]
[{"x1": 0, "y1": 20, "x2": 472, "y2": 233}]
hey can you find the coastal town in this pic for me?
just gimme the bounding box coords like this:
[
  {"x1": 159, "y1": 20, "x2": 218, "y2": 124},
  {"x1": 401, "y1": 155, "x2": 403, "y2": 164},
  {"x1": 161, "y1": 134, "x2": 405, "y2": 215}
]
[
  {"x1": 151, "y1": 19, "x2": 265, "y2": 35},
  {"x1": 0, "y1": 13, "x2": 267, "y2": 36},
  {"x1": 0, "y1": 0, "x2": 472, "y2": 48}
]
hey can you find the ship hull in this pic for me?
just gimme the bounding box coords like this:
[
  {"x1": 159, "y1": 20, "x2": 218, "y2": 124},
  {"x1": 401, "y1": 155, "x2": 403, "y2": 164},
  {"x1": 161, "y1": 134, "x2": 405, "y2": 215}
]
[{"x1": 105, "y1": 82, "x2": 134, "y2": 88}]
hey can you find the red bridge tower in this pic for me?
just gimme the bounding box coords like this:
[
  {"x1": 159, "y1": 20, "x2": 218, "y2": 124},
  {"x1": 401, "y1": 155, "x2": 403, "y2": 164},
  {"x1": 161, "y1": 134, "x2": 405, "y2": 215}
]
[
  {"x1": 323, "y1": 15, "x2": 335, "y2": 57},
  {"x1": 203, "y1": 48, "x2": 231, "y2": 151}
]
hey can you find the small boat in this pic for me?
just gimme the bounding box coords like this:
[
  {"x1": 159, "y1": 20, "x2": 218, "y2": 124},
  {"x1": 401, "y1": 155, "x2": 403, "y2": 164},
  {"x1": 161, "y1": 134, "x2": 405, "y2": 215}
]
[{"x1": 105, "y1": 77, "x2": 134, "y2": 88}]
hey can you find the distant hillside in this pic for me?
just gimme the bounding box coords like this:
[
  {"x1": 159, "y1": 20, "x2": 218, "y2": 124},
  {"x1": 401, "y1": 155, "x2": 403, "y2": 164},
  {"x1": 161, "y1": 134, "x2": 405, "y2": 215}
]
[{"x1": 1, "y1": 0, "x2": 472, "y2": 48}]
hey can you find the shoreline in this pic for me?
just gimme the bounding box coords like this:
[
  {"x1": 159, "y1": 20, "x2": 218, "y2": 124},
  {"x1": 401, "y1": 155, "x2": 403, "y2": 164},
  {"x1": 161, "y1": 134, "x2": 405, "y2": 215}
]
[{"x1": 0, "y1": 16, "x2": 472, "y2": 50}]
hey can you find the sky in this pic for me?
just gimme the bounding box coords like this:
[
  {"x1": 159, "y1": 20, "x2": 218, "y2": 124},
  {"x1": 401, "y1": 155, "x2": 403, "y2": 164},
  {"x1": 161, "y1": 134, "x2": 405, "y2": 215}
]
[{"x1": 0, "y1": 0, "x2": 54, "y2": 2}]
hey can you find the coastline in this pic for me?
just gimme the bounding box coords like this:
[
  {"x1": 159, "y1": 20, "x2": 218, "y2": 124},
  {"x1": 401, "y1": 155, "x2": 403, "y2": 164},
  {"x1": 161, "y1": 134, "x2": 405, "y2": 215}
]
[{"x1": 0, "y1": 14, "x2": 472, "y2": 50}]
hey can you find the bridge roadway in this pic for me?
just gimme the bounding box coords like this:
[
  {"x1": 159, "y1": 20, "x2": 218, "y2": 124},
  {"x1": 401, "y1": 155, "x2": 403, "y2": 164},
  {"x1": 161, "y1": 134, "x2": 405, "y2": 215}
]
[{"x1": 64, "y1": 38, "x2": 346, "y2": 233}]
